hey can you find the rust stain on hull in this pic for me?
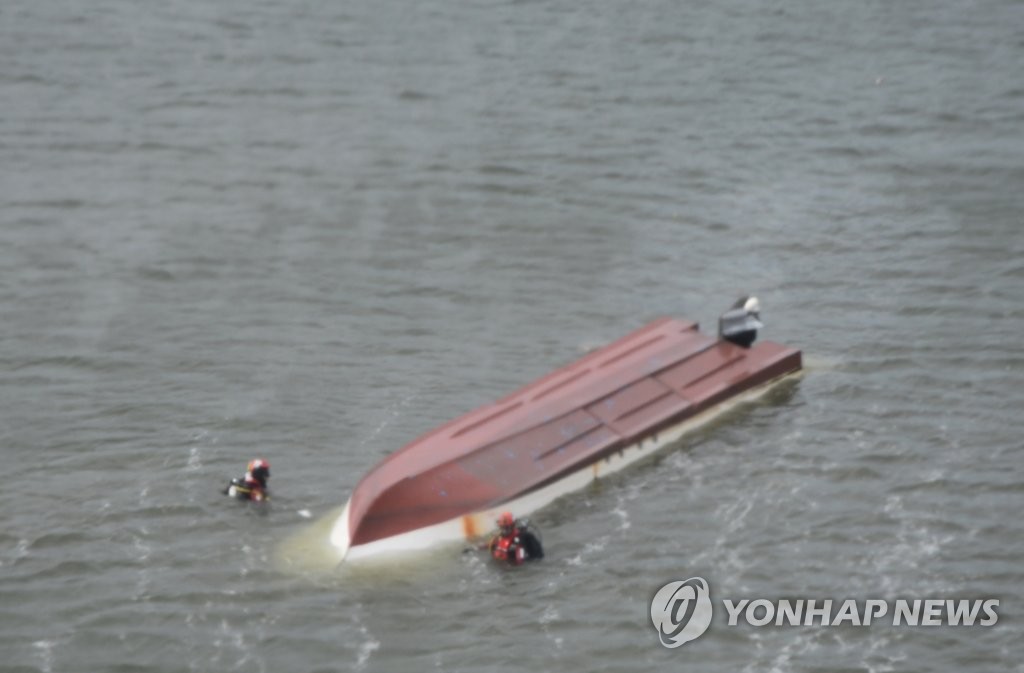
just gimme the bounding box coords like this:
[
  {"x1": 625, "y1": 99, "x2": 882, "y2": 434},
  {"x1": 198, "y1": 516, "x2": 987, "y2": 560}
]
[{"x1": 461, "y1": 515, "x2": 477, "y2": 540}]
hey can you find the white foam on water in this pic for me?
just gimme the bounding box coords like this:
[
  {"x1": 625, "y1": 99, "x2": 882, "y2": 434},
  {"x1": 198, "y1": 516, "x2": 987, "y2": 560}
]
[
  {"x1": 352, "y1": 616, "x2": 381, "y2": 671},
  {"x1": 721, "y1": 497, "x2": 755, "y2": 535},
  {"x1": 272, "y1": 505, "x2": 348, "y2": 575},
  {"x1": 132, "y1": 531, "x2": 153, "y2": 600},
  {"x1": 539, "y1": 604, "x2": 564, "y2": 651},
  {"x1": 132, "y1": 534, "x2": 151, "y2": 562},
  {"x1": 564, "y1": 535, "x2": 609, "y2": 567},
  {"x1": 457, "y1": 548, "x2": 496, "y2": 590},
  {"x1": 612, "y1": 497, "x2": 630, "y2": 531},
  {"x1": 33, "y1": 640, "x2": 55, "y2": 673},
  {"x1": 801, "y1": 354, "x2": 843, "y2": 372},
  {"x1": 186, "y1": 446, "x2": 202, "y2": 472},
  {"x1": 5, "y1": 539, "x2": 30, "y2": 567},
  {"x1": 207, "y1": 617, "x2": 266, "y2": 673},
  {"x1": 874, "y1": 494, "x2": 955, "y2": 595}
]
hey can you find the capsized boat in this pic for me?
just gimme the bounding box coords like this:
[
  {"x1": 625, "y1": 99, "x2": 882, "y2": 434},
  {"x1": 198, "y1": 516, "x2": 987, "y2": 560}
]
[{"x1": 332, "y1": 297, "x2": 801, "y2": 562}]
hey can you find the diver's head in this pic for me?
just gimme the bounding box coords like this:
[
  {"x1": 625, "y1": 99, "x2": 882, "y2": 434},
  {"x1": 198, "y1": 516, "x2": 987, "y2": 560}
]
[
  {"x1": 497, "y1": 511, "x2": 515, "y2": 534},
  {"x1": 247, "y1": 458, "x2": 271, "y2": 487}
]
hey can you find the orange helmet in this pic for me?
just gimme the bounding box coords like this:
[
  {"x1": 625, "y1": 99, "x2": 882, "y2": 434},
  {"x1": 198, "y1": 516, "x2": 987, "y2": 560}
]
[
  {"x1": 247, "y1": 458, "x2": 270, "y2": 483},
  {"x1": 497, "y1": 511, "x2": 515, "y2": 528},
  {"x1": 248, "y1": 458, "x2": 270, "y2": 473}
]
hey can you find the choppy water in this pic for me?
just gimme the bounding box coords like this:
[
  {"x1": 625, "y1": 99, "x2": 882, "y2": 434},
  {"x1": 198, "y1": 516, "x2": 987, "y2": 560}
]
[{"x1": 2, "y1": 0, "x2": 1022, "y2": 670}]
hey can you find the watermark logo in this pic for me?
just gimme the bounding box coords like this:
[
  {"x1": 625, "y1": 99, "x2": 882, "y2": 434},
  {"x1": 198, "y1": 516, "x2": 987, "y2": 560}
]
[
  {"x1": 721, "y1": 598, "x2": 1000, "y2": 627},
  {"x1": 650, "y1": 577, "x2": 713, "y2": 648},
  {"x1": 650, "y1": 577, "x2": 1001, "y2": 648}
]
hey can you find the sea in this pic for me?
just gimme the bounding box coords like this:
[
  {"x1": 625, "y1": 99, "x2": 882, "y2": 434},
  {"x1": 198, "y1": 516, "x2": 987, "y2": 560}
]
[{"x1": 2, "y1": 0, "x2": 1022, "y2": 671}]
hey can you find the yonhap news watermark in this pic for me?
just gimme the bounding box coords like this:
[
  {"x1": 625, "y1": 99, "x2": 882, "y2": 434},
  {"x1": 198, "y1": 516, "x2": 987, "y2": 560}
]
[{"x1": 650, "y1": 577, "x2": 1000, "y2": 648}]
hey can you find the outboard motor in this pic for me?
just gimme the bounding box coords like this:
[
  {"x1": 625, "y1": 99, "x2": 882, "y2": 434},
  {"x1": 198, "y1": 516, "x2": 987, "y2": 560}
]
[{"x1": 719, "y1": 295, "x2": 764, "y2": 348}]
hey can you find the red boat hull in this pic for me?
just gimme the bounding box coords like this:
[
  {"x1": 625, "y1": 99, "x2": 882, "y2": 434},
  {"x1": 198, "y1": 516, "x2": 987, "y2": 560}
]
[{"x1": 333, "y1": 317, "x2": 801, "y2": 560}]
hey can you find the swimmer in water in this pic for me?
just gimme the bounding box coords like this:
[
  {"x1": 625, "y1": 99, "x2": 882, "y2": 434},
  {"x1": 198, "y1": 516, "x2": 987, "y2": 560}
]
[
  {"x1": 223, "y1": 458, "x2": 270, "y2": 502},
  {"x1": 487, "y1": 511, "x2": 544, "y2": 565}
]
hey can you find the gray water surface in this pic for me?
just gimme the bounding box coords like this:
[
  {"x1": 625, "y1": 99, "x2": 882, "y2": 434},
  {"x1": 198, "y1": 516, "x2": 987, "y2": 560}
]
[{"x1": 2, "y1": 0, "x2": 1022, "y2": 671}]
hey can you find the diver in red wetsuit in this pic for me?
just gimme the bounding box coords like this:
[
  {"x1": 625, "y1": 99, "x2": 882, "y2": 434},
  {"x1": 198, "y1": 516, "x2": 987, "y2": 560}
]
[
  {"x1": 223, "y1": 458, "x2": 271, "y2": 502},
  {"x1": 488, "y1": 511, "x2": 544, "y2": 565}
]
